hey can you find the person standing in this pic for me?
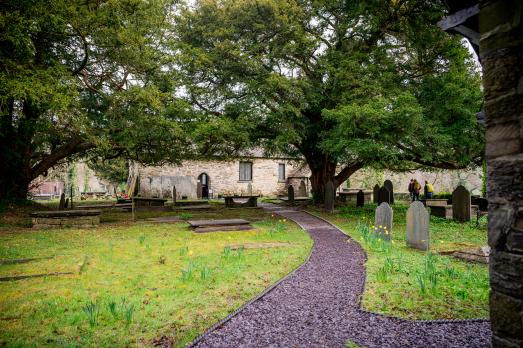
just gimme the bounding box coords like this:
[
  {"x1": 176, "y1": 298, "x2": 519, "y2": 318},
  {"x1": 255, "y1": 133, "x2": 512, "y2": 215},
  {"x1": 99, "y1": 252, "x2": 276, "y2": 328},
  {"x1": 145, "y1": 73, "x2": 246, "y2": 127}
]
[
  {"x1": 412, "y1": 179, "x2": 421, "y2": 201},
  {"x1": 408, "y1": 179, "x2": 414, "y2": 201},
  {"x1": 424, "y1": 181, "x2": 434, "y2": 199}
]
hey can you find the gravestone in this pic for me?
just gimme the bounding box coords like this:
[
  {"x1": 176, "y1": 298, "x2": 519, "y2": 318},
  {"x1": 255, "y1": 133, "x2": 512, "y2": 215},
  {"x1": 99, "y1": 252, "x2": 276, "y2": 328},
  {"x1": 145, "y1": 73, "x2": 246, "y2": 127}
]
[
  {"x1": 373, "y1": 184, "x2": 380, "y2": 204},
  {"x1": 287, "y1": 185, "x2": 295, "y2": 203},
  {"x1": 356, "y1": 190, "x2": 364, "y2": 207},
  {"x1": 324, "y1": 180, "x2": 335, "y2": 212},
  {"x1": 374, "y1": 202, "x2": 393, "y2": 241},
  {"x1": 64, "y1": 198, "x2": 69, "y2": 209},
  {"x1": 378, "y1": 186, "x2": 391, "y2": 205},
  {"x1": 247, "y1": 183, "x2": 253, "y2": 196},
  {"x1": 197, "y1": 182, "x2": 202, "y2": 199},
  {"x1": 384, "y1": 180, "x2": 394, "y2": 204},
  {"x1": 406, "y1": 201, "x2": 429, "y2": 250},
  {"x1": 452, "y1": 185, "x2": 471, "y2": 222},
  {"x1": 298, "y1": 180, "x2": 307, "y2": 197},
  {"x1": 172, "y1": 186, "x2": 176, "y2": 206},
  {"x1": 58, "y1": 193, "x2": 66, "y2": 210}
]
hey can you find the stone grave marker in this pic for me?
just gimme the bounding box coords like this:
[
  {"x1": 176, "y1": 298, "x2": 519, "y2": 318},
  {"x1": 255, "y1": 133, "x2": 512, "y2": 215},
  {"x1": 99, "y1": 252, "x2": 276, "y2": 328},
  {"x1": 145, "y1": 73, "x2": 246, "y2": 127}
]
[
  {"x1": 172, "y1": 186, "x2": 177, "y2": 206},
  {"x1": 384, "y1": 180, "x2": 394, "y2": 204},
  {"x1": 298, "y1": 180, "x2": 307, "y2": 197},
  {"x1": 373, "y1": 184, "x2": 380, "y2": 204},
  {"x1": 452, "y1": 185, "x2": 471, "y2": 222},
  {"x1": 64, "y1": 198, "x2": 69, "y2": 209},
  {"x1": 356, "y1": 190, "x2": 364, "y2": 207},
  {"x1": 197, "y1": 182, "x2": 202, "y2": 199},
  {"x1": 324, "y1": 180, "x2": 335, "y2": 212},
  {"x1": 58, "y1": 193, "x2": 66, "y2": 210},
  {"x1": 374, "y1": 202, "x2": 393, "y2": 241},
  {"x1": 406, "y1": 201, "x2": 429, "y2": 250},
  {"x1": 247, "y1": 183, "x2": 253, "y2": 196},
  {"x1": 287, "y1": 185, "x2": 295, "y2": 203},
  {"x1": 378, "y1": 186, "x2": 391, "y2": 205}
]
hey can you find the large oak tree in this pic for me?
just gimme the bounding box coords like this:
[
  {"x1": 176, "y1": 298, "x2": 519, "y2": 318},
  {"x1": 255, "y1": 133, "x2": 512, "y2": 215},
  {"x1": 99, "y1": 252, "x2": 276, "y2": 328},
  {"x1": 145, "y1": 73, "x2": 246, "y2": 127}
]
[
  {"x1": 174, "y1": 0, "x2": 484, "y2": 201},
  {"x1": 0, "y1": 0, "x2": 189, "y2": 200}
]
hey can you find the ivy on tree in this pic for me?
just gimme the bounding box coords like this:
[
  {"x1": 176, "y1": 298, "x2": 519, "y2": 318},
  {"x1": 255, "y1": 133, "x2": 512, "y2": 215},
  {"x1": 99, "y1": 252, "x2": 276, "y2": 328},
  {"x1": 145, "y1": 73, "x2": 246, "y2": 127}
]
[{"x1": 174, "y1": 0, "x2": 484, "y2": 201}]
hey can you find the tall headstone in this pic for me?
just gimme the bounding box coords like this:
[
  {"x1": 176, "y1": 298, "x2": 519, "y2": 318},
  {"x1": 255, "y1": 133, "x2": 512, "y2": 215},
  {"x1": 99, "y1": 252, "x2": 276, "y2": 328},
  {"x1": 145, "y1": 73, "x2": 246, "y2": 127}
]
[
  {"x1": 406, "y1": 201, "x2": 429, "y2": 250},
  {"x1": 384, "y1": 180, "x2": 394, "y2": 204},
  {"x1": 197, "y1": 182, "x2": 202, "y2": 199},
  {"x1": 374, "y1": 202, "x2": 393, "y2": 241},
  {"x1": 298, "y1": 180, "x2": 307, "y2": 197},
  {"x1": 452, "y1": 185, "x2": 471, "y2": 222},
  {"x1": 58, "y1": 193, "x2": 66, "y2": 210},
  {"x1": 378, "y1": 186, "x2": 391, "y2": 205},
  {"x1": 373, "y1": 184, "x2": 380, "y2": 204},
  {"x1": 64, "y1": 198, "x2": 69, "y2": 209},
  {"x1": 287, "y1": 185, "x2": 295, "y2": 203},
  {"x1": 247, "y1": 183, "x2": 253, "y2": 196},
  {"x1": 172, "y1": 186, "x2": 177, "y2": 206},
  {"x1": 324, "y1": 180, "x2": 335, "y2": 212},
  {"x1": 356, "y1": 190, "x2": 364, "y2": 207}
]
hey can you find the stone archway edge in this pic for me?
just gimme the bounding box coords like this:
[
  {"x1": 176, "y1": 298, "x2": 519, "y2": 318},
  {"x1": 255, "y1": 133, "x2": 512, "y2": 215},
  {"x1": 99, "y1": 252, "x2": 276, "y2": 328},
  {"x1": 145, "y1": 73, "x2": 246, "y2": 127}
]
[{"x1": 186, "y1": 204, "x2": 490, "y2": 347}]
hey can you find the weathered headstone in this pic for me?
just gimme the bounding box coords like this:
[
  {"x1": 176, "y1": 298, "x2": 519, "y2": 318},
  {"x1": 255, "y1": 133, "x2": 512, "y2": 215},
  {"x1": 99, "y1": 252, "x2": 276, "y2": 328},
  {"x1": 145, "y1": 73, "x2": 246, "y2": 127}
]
[
  {"x1": 287, "y1": 185, "x2": 295, "y2": 203},
  {"x1": 247, "y1": 183, "x2": 253, "y2": 196},
  {"x1": 58, "y1": 193, "x2": 66, "y2": 210},
  {"x1": 406, "y1": 201, "x2": 429, "y2": 250},
  {"x1": 378, "y1": 186, "x2": 391, "y2": 205},
  {"x1": 172, "y1": 186, "x2": 177, "y2": 206},
  {"x1": 356, "y1": 190, "x2": 364, "y2": 207},
  {"x1": 452, "y1": 185, "x2": 471, "y2": 222},
  {"x1": 298, "y1": 180, "x2": 307, "y2": 197},
  {"x1": 196, "y1": 182, "x2": 202, "y2": 199},
  {"x1": 373, "y1": 184, "x2": 380, "y2": 204},
  {"x1": 384, "y1": 180, "x2": 394, "y2": 204},
  {"x1": 324, "y1": 180, "x2": 335, "y2": 212},
  {"x1": 64, "y1": 198, "x2": 69, "y2": 209},
  {"x1": 374, "y1": 202, "x2": 393, "y2": 241}
]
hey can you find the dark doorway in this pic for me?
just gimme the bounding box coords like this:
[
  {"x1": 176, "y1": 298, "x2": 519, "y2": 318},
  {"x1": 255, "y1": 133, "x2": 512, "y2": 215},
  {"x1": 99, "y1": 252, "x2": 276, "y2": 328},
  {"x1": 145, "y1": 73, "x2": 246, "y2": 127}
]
[{"x1": 198, "y1": 173, "x2": 210, "y2": 199}]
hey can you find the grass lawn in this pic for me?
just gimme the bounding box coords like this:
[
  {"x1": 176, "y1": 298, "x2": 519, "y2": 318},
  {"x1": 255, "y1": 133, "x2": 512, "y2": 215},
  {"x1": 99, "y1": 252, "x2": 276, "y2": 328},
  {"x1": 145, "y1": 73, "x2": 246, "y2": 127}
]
[
  {"x1": 0, "y1": 203, "x2": 312, "y2": 347},
  {"x1": 310, "y1": 202, "x2": 489, "y2": 320}
]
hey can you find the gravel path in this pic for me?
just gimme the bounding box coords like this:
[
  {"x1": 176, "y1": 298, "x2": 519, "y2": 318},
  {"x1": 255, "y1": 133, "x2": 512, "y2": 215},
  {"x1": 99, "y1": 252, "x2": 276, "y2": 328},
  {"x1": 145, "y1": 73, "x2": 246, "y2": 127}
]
[{"x1": 190, "y1": 205, "x2": 491, "y2": 348}]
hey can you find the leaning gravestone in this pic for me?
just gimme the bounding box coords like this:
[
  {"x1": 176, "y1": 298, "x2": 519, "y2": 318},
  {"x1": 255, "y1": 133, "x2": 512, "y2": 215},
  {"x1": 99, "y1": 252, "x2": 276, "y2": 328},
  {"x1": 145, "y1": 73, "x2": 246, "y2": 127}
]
[
  {"x1": 384, "y1": 180, "x2": 394, "y2": 204},
  {"x1": 298, "y1": 180, "x2": 307, "y2": 197},
  {"x1": 378, "y1": 186, "x2": 391, "y2": 205},
  {"x1": 172, "y1": 186, "x2": 177, "y2": 206},
  {"x1": 247, "y1": 183, "x2": 253, "y2": 196},
  {"x1": 324, "y1": 180, "x2": 335, "y2": 212},
  {"x1": 58, "y1": 193, "x2": 66, "y2": 210},
  {"x1": 452, "y1": 185, "x2": 471, "y2": 222},
  {"x1": 287, "y1": 185, "x2": 295, "y2": 203},
  {"x1": 356, "y1": 190, "x2": 364, "y2": 207},
  {"x1": 374, "y1": 202, "x2": 393, "y2": 241},
  {"x1": 406, "y1": 201, "x2": 429, "y2": 250},
  {"x1": 196, "y1": 182, "x2": 202, "y2": 199},
  {"x1": 373, "y1": 184, "x2": 380, "y2": 204}
]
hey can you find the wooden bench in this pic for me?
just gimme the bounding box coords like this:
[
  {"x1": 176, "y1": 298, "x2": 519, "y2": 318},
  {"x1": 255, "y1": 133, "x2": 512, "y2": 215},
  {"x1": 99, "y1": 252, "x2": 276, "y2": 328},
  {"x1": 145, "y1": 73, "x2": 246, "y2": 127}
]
[
  {"x1": 31, "y1": 210, "x2": 101, "y2": 229},
  {"x1": 187, "y1": 219, "x2": 253, "y2": 233}
]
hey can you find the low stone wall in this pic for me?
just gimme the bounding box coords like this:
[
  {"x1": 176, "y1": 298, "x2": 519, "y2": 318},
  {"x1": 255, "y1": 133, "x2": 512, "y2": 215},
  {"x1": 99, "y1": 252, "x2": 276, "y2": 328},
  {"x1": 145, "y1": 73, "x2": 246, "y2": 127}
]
[{"x1": 31, "y1": 210, "x2": 101, "y2": 229}]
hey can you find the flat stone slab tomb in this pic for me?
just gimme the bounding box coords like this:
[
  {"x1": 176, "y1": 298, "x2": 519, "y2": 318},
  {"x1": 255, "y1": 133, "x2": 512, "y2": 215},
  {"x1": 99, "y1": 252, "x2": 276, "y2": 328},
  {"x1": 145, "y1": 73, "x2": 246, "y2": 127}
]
[
  {"x1": 31, "y1": 210, "x2": 101, "y2": 229},
  {"x1": 187, "y1": 219, "x2": 253, "y2": 233}
]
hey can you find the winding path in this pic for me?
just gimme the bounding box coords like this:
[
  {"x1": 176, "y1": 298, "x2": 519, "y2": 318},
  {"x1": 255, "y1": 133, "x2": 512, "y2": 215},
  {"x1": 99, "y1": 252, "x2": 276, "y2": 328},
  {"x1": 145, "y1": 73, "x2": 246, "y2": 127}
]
[{"x1": 190, "y1": 205, "x2": 491, "y2": 347}]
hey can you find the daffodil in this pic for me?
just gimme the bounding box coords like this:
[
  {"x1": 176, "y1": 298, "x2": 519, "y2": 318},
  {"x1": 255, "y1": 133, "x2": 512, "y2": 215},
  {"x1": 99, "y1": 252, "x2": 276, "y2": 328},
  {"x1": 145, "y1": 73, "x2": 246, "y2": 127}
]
[
  {"x1": 188, "y1": 250, "x2": 193, "y2": 256},
  {"x1": 379, "y1": 225, "x2": 383, "y2": 228}
]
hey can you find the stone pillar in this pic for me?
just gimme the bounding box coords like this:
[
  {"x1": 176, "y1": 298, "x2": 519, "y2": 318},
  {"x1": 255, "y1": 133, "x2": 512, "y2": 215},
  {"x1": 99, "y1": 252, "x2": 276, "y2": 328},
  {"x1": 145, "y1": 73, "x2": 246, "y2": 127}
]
[{"x1": 480, "y1": 1, "x2": 523, "y2": 346}]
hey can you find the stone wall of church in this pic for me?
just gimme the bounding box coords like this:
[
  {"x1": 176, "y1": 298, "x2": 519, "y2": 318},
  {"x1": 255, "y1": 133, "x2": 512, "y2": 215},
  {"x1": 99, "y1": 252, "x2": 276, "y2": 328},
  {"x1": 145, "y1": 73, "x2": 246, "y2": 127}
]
[{"x1": 136, "y1": 158, "x2": 310, "y2": 198}]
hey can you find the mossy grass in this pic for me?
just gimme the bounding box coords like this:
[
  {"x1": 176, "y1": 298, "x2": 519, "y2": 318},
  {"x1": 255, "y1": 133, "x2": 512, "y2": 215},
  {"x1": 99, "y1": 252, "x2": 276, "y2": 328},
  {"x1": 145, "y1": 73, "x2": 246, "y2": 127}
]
[
  {"x1": 310, "y1": 202, "x2": 489, "y2": 320},
  {"x1": 0, "y1": 206, "x2": 312, "y2": 347}
]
